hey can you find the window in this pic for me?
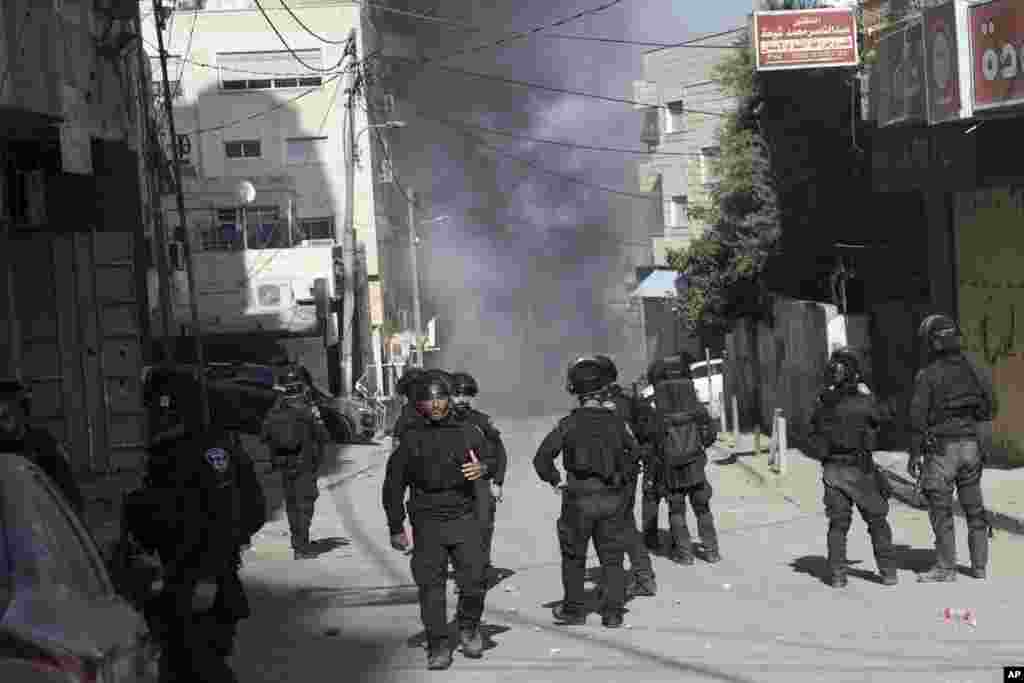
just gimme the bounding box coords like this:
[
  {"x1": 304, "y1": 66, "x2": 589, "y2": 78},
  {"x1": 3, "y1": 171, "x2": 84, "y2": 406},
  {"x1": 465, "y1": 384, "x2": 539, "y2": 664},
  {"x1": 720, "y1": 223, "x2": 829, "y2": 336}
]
[
  {"x1": 204, "y1": 208, "x2": 243, "y2": 251},
  {"x1": 245, "y1": 206, "x2": 282, "y2": 250},
  {"x1": 298, "y1": 216, "x2": 334, "y2": 242},
  {"x1": 700, "y1": 146, "x2": 720, "y2": 185},
  {"x1": 225, "y1": 140, "x2": 261, "y2": 159},
  {"x1": 286, "y1": 137, "x2": 328, "y2": 165},
  {"x1": 665, "y1": 100, "x2": 685, "y2": 135},
  {"x1": 218, "y1": 50, "x2": 324, "y2": 91},
  {"x1": 669, "y1": 195, "x2": 688, "y2": 228}
]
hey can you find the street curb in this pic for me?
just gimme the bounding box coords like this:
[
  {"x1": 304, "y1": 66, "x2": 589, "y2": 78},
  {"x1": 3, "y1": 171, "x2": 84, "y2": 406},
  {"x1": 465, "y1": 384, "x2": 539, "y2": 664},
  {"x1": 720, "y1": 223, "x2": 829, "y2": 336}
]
[{"x1": 726, "y1": 444, "x2": 1024, "y2": 537}]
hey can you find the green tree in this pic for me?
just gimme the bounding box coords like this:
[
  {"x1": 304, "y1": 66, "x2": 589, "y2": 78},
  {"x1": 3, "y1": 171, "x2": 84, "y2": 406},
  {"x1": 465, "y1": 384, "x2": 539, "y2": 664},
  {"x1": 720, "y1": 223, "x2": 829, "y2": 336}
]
[{"x1": 668, "y1": 33, "x2": 780, "y2": 339}]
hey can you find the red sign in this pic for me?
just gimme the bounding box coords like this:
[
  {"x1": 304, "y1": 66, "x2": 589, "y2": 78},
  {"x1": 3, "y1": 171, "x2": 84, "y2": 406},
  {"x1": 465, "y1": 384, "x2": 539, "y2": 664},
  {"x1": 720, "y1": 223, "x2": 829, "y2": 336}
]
[
  {"x1": 754, "y1": 8, "x2": 860, "y2": 71},
  {"x1": 924, "y1": 1, "x2": 962, "y2": 124},
  {"x1": 970, "y1": 0, "x2": 1024, "y2": 111}
]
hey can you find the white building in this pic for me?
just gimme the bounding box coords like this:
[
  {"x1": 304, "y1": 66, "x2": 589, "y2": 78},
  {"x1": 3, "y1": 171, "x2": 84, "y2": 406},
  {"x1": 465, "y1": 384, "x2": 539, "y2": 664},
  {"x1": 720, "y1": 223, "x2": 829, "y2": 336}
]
[{"x1": 141, "y1": 0, "x2": 384, "y2": 344}]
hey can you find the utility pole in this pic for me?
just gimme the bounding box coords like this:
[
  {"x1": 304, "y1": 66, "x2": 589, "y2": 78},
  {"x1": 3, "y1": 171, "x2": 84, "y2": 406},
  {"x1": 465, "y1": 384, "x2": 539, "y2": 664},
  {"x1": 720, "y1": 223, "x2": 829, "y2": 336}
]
[
  {"x1": 335, "y1": 29, "x2": 358, "y2": 397},
  {"x1": 407, "y1": 189, "x2": 423, "y2": 368},
  {"x1": 134, "y1": 10, "x2": 173, "y2": 363},
  {"x1": 153, "y1": 0, "x2": 209, "y2": 428}
]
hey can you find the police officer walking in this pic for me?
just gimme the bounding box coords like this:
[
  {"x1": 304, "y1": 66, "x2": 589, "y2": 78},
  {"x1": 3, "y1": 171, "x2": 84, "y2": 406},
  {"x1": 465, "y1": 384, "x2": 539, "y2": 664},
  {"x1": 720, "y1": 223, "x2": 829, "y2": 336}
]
[
  {"x1": 807, "y1": 348, "x2": 897, "y2": 588},
  {"x1": 646, "y1": 353, "x2": 720, "y2": 565},
  {"x1": 910, "y1": 314, "x2": 997, "y2": 582},
  {"x1": 449, "y1": 371, "x2": 508, "y2": 582},
  {"x1": 534, "y1": 357, "x2": 638, "y2": 629},
  {"x1": 383, "y1": 373, "x2": 495, "y2": 670},
  {"x1": 261, "y1": 369, "x2": 330, "y2": 560},
  {"x1": 136, "y1": 366, "x2": 267, "y2": 683},
  {"x1": 0, "y1": 379, "x2": 84, "y2": 513},
  {"x1": 593, "y1": 356, "x2": 657, "y2": 597}
]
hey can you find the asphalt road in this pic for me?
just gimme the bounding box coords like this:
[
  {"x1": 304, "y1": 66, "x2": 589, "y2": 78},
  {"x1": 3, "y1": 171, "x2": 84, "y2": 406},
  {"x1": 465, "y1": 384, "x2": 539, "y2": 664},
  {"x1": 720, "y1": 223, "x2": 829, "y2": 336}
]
[{"x1": 234, "y1": 416, "x2": 1024, "y2": 683}]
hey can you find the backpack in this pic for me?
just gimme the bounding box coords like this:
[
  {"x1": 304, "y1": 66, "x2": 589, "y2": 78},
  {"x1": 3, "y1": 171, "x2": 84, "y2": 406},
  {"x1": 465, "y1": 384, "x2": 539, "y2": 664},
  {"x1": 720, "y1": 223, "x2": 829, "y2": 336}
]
[
  {"x1": 262, "y1": 401, "x2": 306, "y2": 451},
  {"x1": 654, "y1": 379, "x2": 706, "y2": 468},
  {"x1": 563, "y1": 410, "x2": 625, "y2": 482}
]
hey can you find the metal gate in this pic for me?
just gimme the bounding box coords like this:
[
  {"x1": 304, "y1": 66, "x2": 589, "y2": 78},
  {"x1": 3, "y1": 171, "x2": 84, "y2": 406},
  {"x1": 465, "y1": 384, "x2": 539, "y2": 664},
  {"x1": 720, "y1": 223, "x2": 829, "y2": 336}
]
[{"x1": 11, "y1": 229, "x2": 146, "y2": 474}]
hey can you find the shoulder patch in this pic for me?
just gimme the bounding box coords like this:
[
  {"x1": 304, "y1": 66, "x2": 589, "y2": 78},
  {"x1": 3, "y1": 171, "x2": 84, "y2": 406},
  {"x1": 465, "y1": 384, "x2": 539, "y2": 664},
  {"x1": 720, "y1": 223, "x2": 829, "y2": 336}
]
[{"x1": 204, "y1": 447, "x2": 230, "y2": 473}]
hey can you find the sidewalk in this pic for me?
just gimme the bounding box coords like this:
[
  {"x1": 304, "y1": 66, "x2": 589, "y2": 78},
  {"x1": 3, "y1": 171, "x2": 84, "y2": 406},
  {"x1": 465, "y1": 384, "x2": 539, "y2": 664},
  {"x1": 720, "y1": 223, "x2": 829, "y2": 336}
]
[{"x1": 719, "y1": 432, "x2": 1024, "y2": 536}]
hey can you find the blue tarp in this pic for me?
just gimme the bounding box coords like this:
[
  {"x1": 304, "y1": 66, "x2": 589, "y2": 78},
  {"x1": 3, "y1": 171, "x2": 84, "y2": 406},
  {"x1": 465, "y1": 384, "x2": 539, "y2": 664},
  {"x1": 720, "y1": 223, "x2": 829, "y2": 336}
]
[{"x1": 630, "y1": 269, "x2": 680, "y2": 299}]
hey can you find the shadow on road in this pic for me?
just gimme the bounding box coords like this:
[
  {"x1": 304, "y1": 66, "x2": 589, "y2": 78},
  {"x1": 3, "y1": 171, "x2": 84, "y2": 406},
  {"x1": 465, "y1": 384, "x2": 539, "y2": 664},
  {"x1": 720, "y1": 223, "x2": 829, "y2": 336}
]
[
  {"x1": 791, "y1": 544, "x2": 937, "y2": 585},
  {"x1": 405, "y1": 620, "x2": 511, "y2": 655}
]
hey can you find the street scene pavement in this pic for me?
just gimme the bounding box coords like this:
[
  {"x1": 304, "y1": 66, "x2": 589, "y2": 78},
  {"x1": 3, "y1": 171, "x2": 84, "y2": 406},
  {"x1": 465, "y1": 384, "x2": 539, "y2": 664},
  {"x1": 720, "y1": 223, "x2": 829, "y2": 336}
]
[{"x1": 228, "y1": 418, "x2": 1024, "y2": 683}]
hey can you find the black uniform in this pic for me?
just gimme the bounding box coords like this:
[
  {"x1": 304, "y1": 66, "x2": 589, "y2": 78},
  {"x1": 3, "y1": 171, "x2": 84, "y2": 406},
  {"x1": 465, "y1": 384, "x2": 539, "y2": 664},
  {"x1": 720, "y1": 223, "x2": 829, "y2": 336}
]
[
  {"x1": 647, "y1": 364, "x2": 719, "y2": 564},
  {"x1": 633, "y1": 386, "x2": 665, "y2": 549},
  {"x1": 139, "y1": 426, "x2": 267, "y2": 683},
  {"x1": 534, "y1": 405, "x2": 638, "y2": 621},
  {"x1": 382, "y1": 412, "x2": 494, "y2": 654},
  {"x1": 261, "y1": 396, "x2": 329, "y2": 555},
  {"x1": 454, "y1": 407, "x2": 507, "y2": 568},
  {"x1": 604, "y1": 386, "x2": 655, "y2": 589},
  {"x1": 910, "y1": 351, "x2": 996, "y2": 579},
  {"x1": 808, "y1": 384, "x2": 895, "y2": 586}
]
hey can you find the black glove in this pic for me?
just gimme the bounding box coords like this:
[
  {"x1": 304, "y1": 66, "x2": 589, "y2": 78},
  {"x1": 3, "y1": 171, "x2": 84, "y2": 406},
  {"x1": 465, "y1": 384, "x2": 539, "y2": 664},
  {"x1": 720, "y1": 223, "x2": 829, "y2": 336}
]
[{"x1": 908, "y1": 454, "x2": 923, "y2": 480}]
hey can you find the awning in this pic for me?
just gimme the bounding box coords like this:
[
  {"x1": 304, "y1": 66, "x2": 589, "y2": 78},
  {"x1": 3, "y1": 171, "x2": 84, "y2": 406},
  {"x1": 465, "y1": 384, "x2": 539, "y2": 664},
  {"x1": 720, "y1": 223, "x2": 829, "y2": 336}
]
[{"x1": 630, "y1": 269, "x2": 680, "y2": 299}]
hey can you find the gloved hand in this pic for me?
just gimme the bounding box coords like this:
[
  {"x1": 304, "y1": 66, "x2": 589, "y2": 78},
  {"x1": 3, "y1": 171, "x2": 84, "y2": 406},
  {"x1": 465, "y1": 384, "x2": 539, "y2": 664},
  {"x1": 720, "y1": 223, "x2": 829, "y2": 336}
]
[
  {"x1": 490, "y1": 482, "x2": 503, "y2": 502},
  {"x1": 390, "y1": 532, "x2": 410, "y2": 553},
  {"x1": 908, "y1": 454, "x2": 923, "y2": 480}
]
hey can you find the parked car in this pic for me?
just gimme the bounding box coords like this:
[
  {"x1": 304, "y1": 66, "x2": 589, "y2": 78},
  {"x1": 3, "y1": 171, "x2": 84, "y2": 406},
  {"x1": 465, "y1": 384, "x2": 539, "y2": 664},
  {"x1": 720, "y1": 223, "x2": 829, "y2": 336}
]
[
  {"x1": 0, "y1": 453, "x2": 159, "y2": 681},
  {"x1": 690, "y1": 358, "x2": 724, "y2": 419},
  {"x1": 142, "y1": 362, "x2": 379, "y2": 443}
]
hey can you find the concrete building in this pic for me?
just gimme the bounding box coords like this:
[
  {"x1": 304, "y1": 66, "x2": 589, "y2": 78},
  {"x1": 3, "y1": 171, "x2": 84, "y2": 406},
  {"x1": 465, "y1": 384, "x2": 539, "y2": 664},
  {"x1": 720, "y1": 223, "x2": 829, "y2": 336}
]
[
  {"x1": 2, "y1": 0, "x2": 162, "y2": 472},
  {"x1": 633, "y1": 27, "x2": 745, "y2": 264},
  {"x1": 141, "y1": 0, "x2": 388, "y2": 392}
]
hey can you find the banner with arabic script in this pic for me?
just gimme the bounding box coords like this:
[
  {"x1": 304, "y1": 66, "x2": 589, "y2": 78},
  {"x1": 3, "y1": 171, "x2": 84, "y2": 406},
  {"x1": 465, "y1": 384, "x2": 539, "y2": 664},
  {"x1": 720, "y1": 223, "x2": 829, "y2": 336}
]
[
  {"x1": 754, "y1": 8, "x2": 860, "y2": 71},
  {"x1": 955, "y1": 186, "x2": 1024, "y2": 464}
]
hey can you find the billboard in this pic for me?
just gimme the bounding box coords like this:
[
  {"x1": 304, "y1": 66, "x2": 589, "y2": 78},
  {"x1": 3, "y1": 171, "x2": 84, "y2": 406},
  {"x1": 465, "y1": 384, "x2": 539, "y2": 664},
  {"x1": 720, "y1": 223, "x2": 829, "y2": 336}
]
[
  {"x1": 754, "y1": 8, "x2": 860, "y2": 71},
  {"x1": 924, "y1": 0, "x2": 975, "y2": 123},
  {"x1": 875, "y1": 18, "x2": 926, "y2": 126},
  {"x1": 969, "y1": 0, "x2": 1024, "y2": 111}
]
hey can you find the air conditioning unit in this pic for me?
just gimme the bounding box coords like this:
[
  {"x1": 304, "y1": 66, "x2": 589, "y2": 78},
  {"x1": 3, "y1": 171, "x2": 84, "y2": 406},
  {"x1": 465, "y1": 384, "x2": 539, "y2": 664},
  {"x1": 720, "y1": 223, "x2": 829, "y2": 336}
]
[{"x1": 300, "y1": 238, "x2": 335, "y2": 247}]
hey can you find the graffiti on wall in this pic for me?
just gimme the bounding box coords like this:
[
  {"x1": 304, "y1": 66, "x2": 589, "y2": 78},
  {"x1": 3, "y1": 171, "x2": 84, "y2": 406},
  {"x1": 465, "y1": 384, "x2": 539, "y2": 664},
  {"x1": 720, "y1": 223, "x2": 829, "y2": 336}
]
[{"x1": 956, "y1": 186, "x2": 1024, "y2": 460}]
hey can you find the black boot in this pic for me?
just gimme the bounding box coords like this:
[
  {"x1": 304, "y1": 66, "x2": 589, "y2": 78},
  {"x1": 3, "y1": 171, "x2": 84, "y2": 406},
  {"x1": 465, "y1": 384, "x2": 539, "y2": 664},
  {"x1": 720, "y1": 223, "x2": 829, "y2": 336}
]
[
  {"x1": 879, "y1": 569, "x2": 898, "y2": 586},
  {"x1": 668, "y1": 512, "x2": 694, "y2": 564},
  {"x1": 916, "y1": 566, "x2": 957, "y2": 582},
  {"x1": 830, "y1": 571, "x2": 848, "y2": 588},
  {"x1": 552, "y1": 603, "x2": 586, "y2": 625},
  {"x1": 427, "y1": 647, "x2": 453, "y2": 670},
  {"x1": 601, "y1": 611, "x2": 624, "y2": 628},
  {"x1": 696, "y1": 511, "x2": 720, "y2": 563},
  {"x1": 967, "y1": 523, "x2": 989, "y2": 580},
  {"x1": 459, "y1": 627, "x2": 484, "y2": 659}
]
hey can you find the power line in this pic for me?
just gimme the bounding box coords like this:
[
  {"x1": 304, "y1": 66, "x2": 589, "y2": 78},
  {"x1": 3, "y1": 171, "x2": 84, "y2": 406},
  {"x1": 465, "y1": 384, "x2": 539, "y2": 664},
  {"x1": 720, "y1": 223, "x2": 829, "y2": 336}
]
[
  {"x1": 141, "y1": 36, "x2": 349, "y2": 77},
  {"x1": 175, "y1": 2, "x2": 200, "y2": 89},
  {"x1": 181, "y1": 72, "x2": 344, "y2": 137},
  {"x1": 373, "y1": 57, "x2": 729, "y2": 118},
  {"x1": 252, "y1": 0, "x2": 350, "y2": 73},
  {"x1": 410, "y1": 110, "x2": 704, "y2": 157},
  {"x1": 431, "y1": 120, "x2": 659, "y2": 202},
  {"x1": 646, "y1": 26, "x2": 749, "y2": 53},
  {"x1": 278, "y1": 0, "x2": 351, "y2": 45}
]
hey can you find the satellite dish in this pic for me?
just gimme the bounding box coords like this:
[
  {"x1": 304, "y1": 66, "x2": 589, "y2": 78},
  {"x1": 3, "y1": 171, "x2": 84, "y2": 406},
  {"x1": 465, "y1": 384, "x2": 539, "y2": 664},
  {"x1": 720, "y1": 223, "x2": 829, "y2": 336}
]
[{"x1": 236, "y1": 180, "x2": 256, "y2": 205}]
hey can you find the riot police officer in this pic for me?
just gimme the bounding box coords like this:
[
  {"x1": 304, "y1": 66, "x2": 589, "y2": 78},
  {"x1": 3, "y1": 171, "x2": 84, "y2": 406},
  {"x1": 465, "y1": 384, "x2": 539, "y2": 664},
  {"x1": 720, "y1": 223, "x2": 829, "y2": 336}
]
[
  {"x1": 136, "y1": 365, "x2": 267, "y2": 683},
  {"x1": 0, "y1": 379, "x2": 84, "y2": 513},
  {"x1": 808, "y1": 348, "x2": 896, "y2": 588},
  {"x1": 450, "y1": 371, "x2": 508, "y2": 581},
  {"x1": 910, "y1": 314, "x2": 997, "y2": 582},
  {"x1": 261, "y1": 370, "x2": 330, "y2": 560},
  {"x1": 646, "y1": 352, "x2": 720, "y2": 565},
  {"x1": 592, "y1": 356, "x2": 657, "y2": 597},
  {"x1": 534, "y1": 357, "x2": 638, "y2": 629},
  {"x1": 383, "y1": 373, "x2": 494, "y2": 670}
]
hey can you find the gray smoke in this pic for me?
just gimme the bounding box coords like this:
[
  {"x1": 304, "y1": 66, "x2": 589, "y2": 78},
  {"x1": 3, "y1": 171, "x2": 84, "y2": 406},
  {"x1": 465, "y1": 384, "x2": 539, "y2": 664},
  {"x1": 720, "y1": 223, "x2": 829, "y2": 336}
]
[{"x1": 385, "y1": 1, "x2": 743, "y2": 417}]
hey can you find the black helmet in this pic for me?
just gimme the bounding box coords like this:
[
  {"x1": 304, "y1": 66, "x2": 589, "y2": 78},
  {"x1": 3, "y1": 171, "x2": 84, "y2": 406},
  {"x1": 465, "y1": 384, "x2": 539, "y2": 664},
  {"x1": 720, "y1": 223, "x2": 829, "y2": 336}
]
[
  {"x1": 593, "y1": 355, "x2": 618, "y2": 384},
  {"x1": 918, "y1": 313, "x2": 962, "y2": 354},
  {"x1": 408, "y1": 373, "x2": 452, "y2": 403},
  {"x1": 566, "y1": 356, "x2": 614, "y2": 396},
  {"x1": 395, "y1": 367, "x2": 425, "y2": 398},
  {"x1": 450, "y1": 372, "x2": 479, "y2": 397},
  {"x1": 826, "y1": 347, "x2": 862, "y2": 387}
]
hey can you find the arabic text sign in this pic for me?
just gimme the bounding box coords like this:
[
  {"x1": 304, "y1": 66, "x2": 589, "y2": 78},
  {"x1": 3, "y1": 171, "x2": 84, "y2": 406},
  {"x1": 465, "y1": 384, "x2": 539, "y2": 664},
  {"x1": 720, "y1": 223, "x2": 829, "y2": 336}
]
[
  {"x1": 755, "y1": 8, "x2": 859, "y2": 71},
  {"x1": 970, "y1": 0, "x2": 1024, "y2": 111},
  {"x1": 924, "y1": 1, "x2": 963, "y2": 123}
]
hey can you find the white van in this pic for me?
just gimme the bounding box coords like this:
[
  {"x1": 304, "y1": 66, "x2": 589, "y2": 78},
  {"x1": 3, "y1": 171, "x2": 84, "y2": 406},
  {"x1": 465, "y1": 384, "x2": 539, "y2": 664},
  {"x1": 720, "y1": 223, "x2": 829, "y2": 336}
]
[{"x1": 690, "y1": 358, "x2": 724, "y2": 418}]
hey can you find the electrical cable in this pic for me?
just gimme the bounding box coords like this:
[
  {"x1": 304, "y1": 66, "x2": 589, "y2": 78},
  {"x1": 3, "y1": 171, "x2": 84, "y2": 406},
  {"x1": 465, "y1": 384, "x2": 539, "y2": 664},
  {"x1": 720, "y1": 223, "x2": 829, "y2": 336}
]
[
  {"x1": 0, "y1": 7, "x2": 32, "y2": 98},
  {"x1": 176, "y1": 2, "x2": 199, "y2": 86},
  {"x1": 278, "y1": 0, "x2": 352, "y2": 45},
  {"x1": 252, "y1": 0, "x2": 350, "y2": 73},
  {"x1": 371, "y1": 56, "x2": 728, "y2": 117},
  {"x1": 409, "y1": 110, "x2": 704, "y2": 157}
]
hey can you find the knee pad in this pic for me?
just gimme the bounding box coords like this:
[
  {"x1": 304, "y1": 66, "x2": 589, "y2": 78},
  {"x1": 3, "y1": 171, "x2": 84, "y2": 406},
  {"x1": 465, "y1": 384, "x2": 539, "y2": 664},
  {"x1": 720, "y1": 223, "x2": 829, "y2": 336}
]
[
  {"x1": 690, "y1": 482, "x2": 713, "y2": 510},
  {"x1": 829, "y1": 512, "x2": 853, "y2": 533}
]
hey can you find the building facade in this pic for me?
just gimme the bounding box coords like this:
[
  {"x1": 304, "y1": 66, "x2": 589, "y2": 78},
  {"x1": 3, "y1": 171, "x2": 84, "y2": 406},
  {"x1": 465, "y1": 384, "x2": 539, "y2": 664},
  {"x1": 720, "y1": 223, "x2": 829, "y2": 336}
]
[
  {"x1": 141, "y1": 0, "x2": 385, "y2": 391},
  {"x1": 2, "y1": 0, "x2": 160, "y2": 472}
]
